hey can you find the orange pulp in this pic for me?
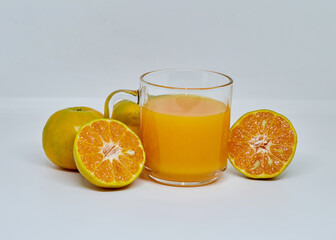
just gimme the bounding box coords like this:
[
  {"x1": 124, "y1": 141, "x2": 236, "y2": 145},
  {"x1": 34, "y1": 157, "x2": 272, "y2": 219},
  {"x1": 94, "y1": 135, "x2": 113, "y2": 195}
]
[{"x1": 140, "y1": 95, "x2": 231, "y2": 182}]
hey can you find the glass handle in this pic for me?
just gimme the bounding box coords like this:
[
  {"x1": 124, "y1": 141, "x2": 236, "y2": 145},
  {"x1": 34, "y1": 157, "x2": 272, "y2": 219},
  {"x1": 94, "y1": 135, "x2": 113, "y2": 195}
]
[{"x1": 104, "y1": 89, "x2": 139, "y2": 118}]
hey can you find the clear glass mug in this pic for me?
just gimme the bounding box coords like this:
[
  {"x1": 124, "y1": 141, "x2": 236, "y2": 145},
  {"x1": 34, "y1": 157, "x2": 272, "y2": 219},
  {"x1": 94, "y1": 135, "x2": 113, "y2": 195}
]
[{"x1": 104, "y1": 69, "x2": 233, "y2": 186}]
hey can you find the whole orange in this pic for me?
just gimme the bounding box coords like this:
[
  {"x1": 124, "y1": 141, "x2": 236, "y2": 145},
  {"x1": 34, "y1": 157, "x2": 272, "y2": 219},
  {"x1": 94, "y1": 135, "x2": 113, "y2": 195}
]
[{"x1": 42, "y1": 107, "x2": 103, "y2": 170}]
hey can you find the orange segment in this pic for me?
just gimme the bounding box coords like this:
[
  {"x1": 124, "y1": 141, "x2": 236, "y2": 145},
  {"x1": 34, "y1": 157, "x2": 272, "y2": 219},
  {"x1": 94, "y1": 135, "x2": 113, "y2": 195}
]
[
  {"x1": 228, "y1": 109, "x2": 297, "y2": 178},
  {"x1": 230, "y1": 127, "x2": 252, "y2": 141},
  {"x1": 81, "y1": 153, "x2": 103, "y2": 172},
  {"x1": 111, "y1": 160, "x2": 133, "y2": 182},
  {"x1": 255, "y1": 111, "x2": 274, "y2": 134},
  {"x1": 77, "y1": 140, "x2": 101, "y2": 155},
  {"x1": 234, "y1": 148, "x2": 255, "y2": 169},
  {"x1": 73, "y1": 119, "x2": 146, "y2": 188},
  {"x1": 240, "y1": 113, "x2": 259, "y2": 135},
  {"x1": 78, "y1": 125, "x2": 103, "y2": 146},
  {"x1": 267, "y1": 116, "x2": 291, "y2": 137},
  {"x1": 228, "y1": 141, "x2": 251, "y2": 159},
  {"x1": 118, "y1": 155, "x2": 141, "y2": 175},
  {"x1": 263, "y1": 154, "x2": 283, "y2": 175},
  {"x1": 119, "y1": 131, "x2": 140, "y2": 148},
  {"x1": 270, "y1": 145, "x2": 293, "y2": 162},
  {"x1": 91, "y1": 120, "x2": 111, "y2": 143},
  {"x1": 271, "y1": 129, "x2": 295, "y2": 145},
  {"x1": 94, "y1": 160, "x2": 115, "y2": 183},
  {"x1": 109, "y1": 121, "x2": 125, "y2": 143},
  {"x1": 245, "y1": 152, "x2": 265, "y2": 175}
]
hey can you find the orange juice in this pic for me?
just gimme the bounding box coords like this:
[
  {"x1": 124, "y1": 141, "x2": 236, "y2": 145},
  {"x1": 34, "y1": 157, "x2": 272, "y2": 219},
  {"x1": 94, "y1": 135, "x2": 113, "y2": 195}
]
[{"x1": 140, "y1": 94, "x2": 231, "y2": 182}]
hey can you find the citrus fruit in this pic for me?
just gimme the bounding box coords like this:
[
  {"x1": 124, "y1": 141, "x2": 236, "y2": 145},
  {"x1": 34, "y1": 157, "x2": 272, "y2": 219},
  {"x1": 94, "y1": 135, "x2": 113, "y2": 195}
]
[
  {"x1": 228, "y1": 109, "x2": 297, "y2": 178},
  {"x1": 73, "y1": 119, "x2": 145, "y2": 188},
  {"x1": 112, "y1": 100, "x2": 140, "y2": 136},
  {"x1": 42, "y1": 107, "x2": 103, "y2": 170}
]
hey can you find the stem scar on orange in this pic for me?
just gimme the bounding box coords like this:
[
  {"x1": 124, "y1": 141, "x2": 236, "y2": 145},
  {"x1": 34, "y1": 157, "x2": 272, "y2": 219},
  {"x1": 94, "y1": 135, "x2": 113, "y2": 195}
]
[
  {"x1": 228, "y1": 109, "x2": 297, "y2": 179},
  {"x1": 73, "y1": 119, "x2": 145, "y2": 188}
]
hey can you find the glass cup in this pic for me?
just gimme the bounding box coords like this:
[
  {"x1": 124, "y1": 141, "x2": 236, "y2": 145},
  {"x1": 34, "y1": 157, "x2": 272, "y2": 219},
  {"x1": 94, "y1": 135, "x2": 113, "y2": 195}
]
[{"x1": 104, "y1": 69, "x2": 233, "y2": 186}]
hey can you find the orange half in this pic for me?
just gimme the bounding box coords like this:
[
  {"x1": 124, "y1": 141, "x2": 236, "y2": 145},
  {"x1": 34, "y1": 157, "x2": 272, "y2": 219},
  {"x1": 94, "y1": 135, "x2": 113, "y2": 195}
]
[
  {"x1": 73, "y1": 119, "x2": 145, "y2": 188},
  {"x1": 228, "y1": 109, "x2": 297, "y2": 178}
]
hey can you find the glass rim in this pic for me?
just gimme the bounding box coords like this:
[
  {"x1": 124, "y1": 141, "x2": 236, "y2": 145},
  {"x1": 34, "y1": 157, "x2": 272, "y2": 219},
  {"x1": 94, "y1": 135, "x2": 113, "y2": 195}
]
[{"x1": 139, "y1": 68, "x2": 233, "y2": 90}]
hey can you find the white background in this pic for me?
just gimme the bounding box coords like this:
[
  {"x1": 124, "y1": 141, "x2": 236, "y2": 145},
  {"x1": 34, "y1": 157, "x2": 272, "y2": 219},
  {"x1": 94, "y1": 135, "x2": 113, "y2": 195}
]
[
  {"x1": 1, "y1": 1, "x2": 336, "y2": 240},
  {"x1": 1, "y1": 0, "x2": 335, "y2": 99}
]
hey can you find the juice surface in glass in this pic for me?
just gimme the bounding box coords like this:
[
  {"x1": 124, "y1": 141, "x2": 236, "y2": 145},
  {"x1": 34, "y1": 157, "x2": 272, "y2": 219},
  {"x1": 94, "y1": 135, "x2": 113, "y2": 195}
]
[{"x1": 140, "y1": 94, "x2": 231, "y2": 182}]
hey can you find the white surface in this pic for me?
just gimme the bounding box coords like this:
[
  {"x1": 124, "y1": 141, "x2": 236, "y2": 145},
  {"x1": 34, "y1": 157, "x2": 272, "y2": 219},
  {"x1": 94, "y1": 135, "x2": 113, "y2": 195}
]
[
  {"x1": 1, "y1": 0, "x2": 335, "y2": 238},
  {"x1": 1, "y1": 97, "x2": 335, "y2": 240},
  {"x1": 1, "y1": 0, "x2": 335, "y2": 99}
]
